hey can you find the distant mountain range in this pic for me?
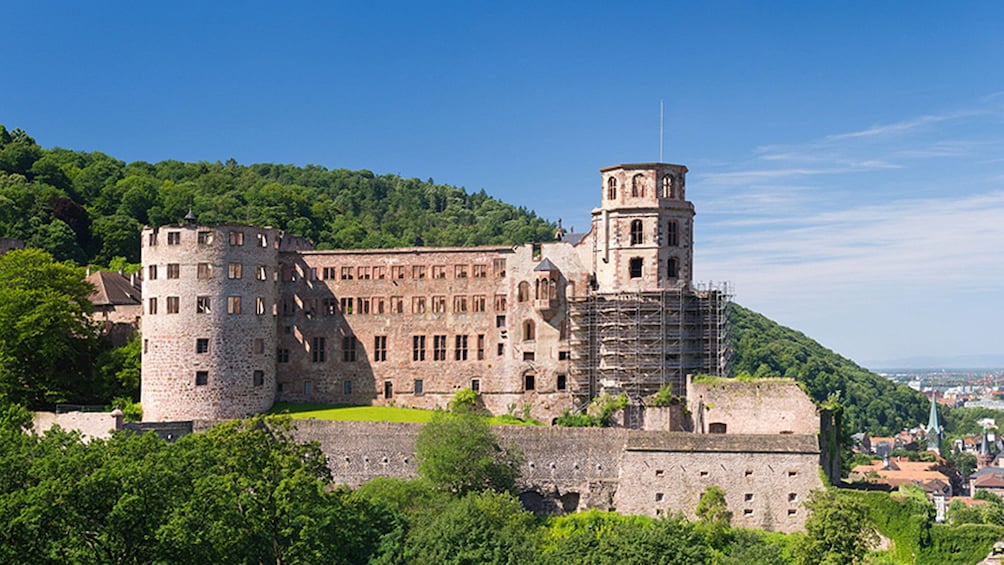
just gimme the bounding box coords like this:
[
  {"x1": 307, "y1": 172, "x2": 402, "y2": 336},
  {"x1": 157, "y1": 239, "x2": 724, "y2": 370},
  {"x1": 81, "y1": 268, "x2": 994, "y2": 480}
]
[{"x1": 864, "y1": 354, "x2": 1004, "y2": 371}]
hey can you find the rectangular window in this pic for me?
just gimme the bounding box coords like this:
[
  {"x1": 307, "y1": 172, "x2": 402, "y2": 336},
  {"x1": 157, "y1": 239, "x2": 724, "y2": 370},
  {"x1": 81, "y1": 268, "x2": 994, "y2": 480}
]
[
  {"x1": 340, "y1": 297, "x2": 353, "y2": 314},
  {"x1": 197, "y1": 263, "x2": 211, "y2": 279},
  {"x1": 471, "y1": 378, "x2": 480, "y2": 392},
  {"x1": 196, "y1": 338, "x2": 209, "y2": 354},
  {"x1": 374, "y1": 297, "x2": 385, "y2": 314},
  {"x1": 494, "y1": 294, "x2": 507, "y2": 311},
  {"x1": 524, "y1": 374, "x2": 535, "y2": 391},
  {"x1": 373, "y1": 266, "x2": 386, "y2": 279},
  {"x1": 253, "y1": 370, "x2": 264, "y2": 386},
  {"x1": 304, "y1": 381, "x2": 313, "y2": 396},
  {"x1": 342, "y1": 336, "x2": 357, "y2": 362},
  {"x1": 477, "y1": 334, "x2": 485, "y2": 360},
  {"x1": 412, "y1": 265, "x2": 426, "y2": 279},
  {"x1": 198, "y1": 230, "x2": 212, "y2": 245},
  {"x1": 197, "y1": 296, "x2": 211, "y2": 314},
  {"x1": 167, "y1": 296, "x2": 179, "y2": 314},
  {"x1": 667, "y1": 221, "x2": 678, "y2": 247},
  {"x1": 277, "y1": 348, "x2": 290, "y2": 363},
  {"x1": 343, "y1": 380, "x2": 353, "y2": 395},
  {"x1": 167, "y1": 231, "x2": 180, "y2": 245},
  {"x1": 311, "y1": 337, "x2": 326, "y2": 363},
  {"x1": 322, "y1": 267, "x2": 336, "y2": 280},
  {"x1": 496, "y1": 315, "x2": 506, "y2": 328},
  {"x1": 667, "y1": 258, "x2": 679, "y2": 279},
  {"x1": 195, "y1": 371, "x2": 208, "y2": 385},
  {"x1": 254, "y1": 338, "x2": 264, "y2": 354},
  {"x1": 148, "y1": 233, "x2": 157, "y2": 246},
  {"x1": 432, "y1": 265, "x2": 446, "y2": 279},
  {"x1": 557, "y1": 374, "x2": 567, "y2": 390},
  {"x1": 472, "y1": 295, "x2": 486, "y2": 312},
  {"x1": 455, "y1": 264, "x2": 468, "y2": 278},
  {"x1": 227, "y1": 295, "x2": 241, "y2": 314},
  {"x1": 148, "y1": 265, "x2": 158, "y2": 280},
  {"x1": 357, "y1": 266, "x2": 371, "y2": 280},
  {"x1": 229, "y1": 231, "x2": 244, "y2": 246},
  {"x1": 453, "y1": 295, "x2": 468, "y2": 313},
  {"x1": 148, "y1": 297, "x2": 158, "y2": 315},
  {"x1": 433, "y1": 335, "x2": 447, "y2": 361},
  {"x1": 493, "y1": 258, "x2": 506, "y2": 278},
  {"x1": 143, "y1": 339, "x2": 148, "y2": 353},
  {"x1": 374, "y1": 335, "x2": 387, "y2": 362},
  {"x1": 256, "y1": 297, "x2": 266, "y2": 315},
  {"x1": 412, "y1": 335, "x2": 426, "y2": 361},
  {"x1": 391, "y1": 266, "x2": 405, "y2": 279},
  {"x1": 497, "y1": 343, "x2": 504, "y2": 356},
  {"x1": 256, "y1": 265, "x2": 267, "y2": 280},
  {"x1": 629, "y1": 257, "x2": 643, "y2": 278},
  {"x1": 323, "y1": 298, "x2": 337, "y2": 316},
  {"x1": 391, "y1": 296, "x2": 404, "y2": 313},
  {"x1": 340, "y1": 266, "x2": 354, "y2": 280},
  {"x1": 228, "y1": 262, "x2": 243, "y2": 279},
  {"x1": 257, "y1": 232, "x2": 267, "y2": 247},
  {"x1": 455, "y1": 335, "x2": 468, "y2": 361},
  {"x1": 523, "y1": 351, "x2": 534, "y2": 361},
  {"x1": 412, "y1": 296, "x2": 426, "y2": 314},
  {"x1": 167, "y1": 263, "x2": 180, "y2": 279},
  {"x1": 473, "y1": 264, "x2": 487, "y2": 278},
  {"x1": 414, "y1": 379, "x2": 424, "y2": 395},
  {"x1": 307, "y1": 267, "x2": 317, "y2": 281},
  {"x1": 432, "y1": 295, "x2": 446, "y2": 313},
  {"x1": 357, "y1": 297, "x2": 371, "y2": 314}
]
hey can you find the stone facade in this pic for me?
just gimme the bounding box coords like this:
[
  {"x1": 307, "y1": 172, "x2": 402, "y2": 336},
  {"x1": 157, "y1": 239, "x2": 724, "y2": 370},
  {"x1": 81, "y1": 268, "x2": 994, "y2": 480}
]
[
  {"x1": 140, "y1": 163, "x2": 730, "y2": 422},
  {"x1": 288, "y1": 420, "x2": 823, "y2": 532}
]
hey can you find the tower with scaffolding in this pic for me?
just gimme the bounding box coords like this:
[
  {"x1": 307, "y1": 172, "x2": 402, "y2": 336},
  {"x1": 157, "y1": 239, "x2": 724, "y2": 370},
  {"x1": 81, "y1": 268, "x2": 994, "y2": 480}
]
[{"x1": 568, "y1": 163, "x2": 732, "y2": 403}]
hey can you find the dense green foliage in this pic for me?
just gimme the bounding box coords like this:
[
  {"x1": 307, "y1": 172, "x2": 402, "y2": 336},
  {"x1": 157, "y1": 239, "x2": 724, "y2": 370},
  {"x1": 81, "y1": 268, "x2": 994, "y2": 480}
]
[
  {"x1": 729, "y1": 303, "x2": 927, "y2": 435},
  {"x1": 415, "y1": 409, "x2": 523, "y2": 495},
  {"x1": 0, "y1": 124, "x2": 555, "y2": 268},
  {"x1": 794, "y1": 489, "x2": 876, "y2": 565}
]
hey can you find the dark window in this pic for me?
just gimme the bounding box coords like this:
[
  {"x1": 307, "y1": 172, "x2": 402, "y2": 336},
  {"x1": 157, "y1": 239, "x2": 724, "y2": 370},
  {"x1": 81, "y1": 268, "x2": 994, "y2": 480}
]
[
  {"x1": 667, "y1": 220, "x2": 678, "y2": 246},
  {"x1": 312, "y1": 337, "x2": 326, "y2": 363},
  {"x1": 558, "y1": 351, "x2": 570, "y2": 360},
  {"x1": 229, "y1": 231, "x2": 243, "y2": 246},
  {"x1": 374, "y1": 335, "x2": 387, "y2": 362},
  {"x1": 433, "y1": 335, "x2": 447, "y2": 361},
  {"x1": 167, "y1": 231, "x2": 180, "y2": 245},
  {"x1": 496, "y1": 315, "x2": 506, "y2": 328},
  {"x1": 167, "y1": 296, "x2": 180, "y2": 314},
  {"x1": 196, "y1": 338, "x2": 209, "y2": 354},
  {"x1": 198, "y1": 263, "x2": 211, "y2": 279},
  {"x1": 709, "y1": 422, "x2": 727, "y2": 434},
  {"x1": 148, "y1": 265, "x2": 157, "y2": 280},
  {"x1": 148, "y1": 297, "x2": 157, "y2": 315},
  {"x1": 414, "y1": 379, "x2": 424, "y2": 395},
  {"x1": 195, "y1": 371, "x2": 208, "y2": 386},
  {"x1": 477, "y1": 334, "x2": 485, "y2": 360},
  {"x1": 523, "y1": 351, "x2": 535, "y2": 361},
  {"x1": 629, "y1": 257, "x2": 643, "y2": 278},
  {"x1": 413, "y1": 335, "x2": 426, "y2": 361},
  {"x1": 342, "y1": 336, "x2": 357, "y2": 362},
  {"x1": 523, "y1": 320, "x2": 535, "y2": 341},
  {"x1": 667, "y1": 257, "x2": 679, "y2": 279},
  {"x1": 471, "y1": 378, "x2": 480, "y2": 392},
  {"x1": 167, "y1": 263, "x2": 180, "y2": 278},
  {"x1": 197, "y1": 296, "x2": 211, "y2": 314},
  {"x1": 607, "y1": 177, "x2": 617, "y2": 200},
  {"x1": 253, "y1": 370, "x2": 264, "y2": 387},
  {"x1": 631, "y1": 173, "x2": 643, "y2": 197},
  {"x1": 384, "y1": 380, "x2": 393, "y2": 398},
  {"x1": 497, "y1": 343, "x2": 504, "y2": 356},
  {"x1": 198, "y1": 230, "x2": 212, "y2": 244},
  {"x1": 630, "y1": 219, "x2": 643, "y2": 245},
  {"x1": 277, "y1": 348, "x2": 289, "y2": 363},
  {"x1": 343, "y1": 380, "x2": 353, "y2": 395},
  {"x1": 455, "y1": 335, "x2": 468, "y2": 361},
  {"x1": 524, "y1": 374, "x2": 535, "y2": 391},
  {"x1": 517, "y1": 282, "x2": 530, "y2": 302},
  {"x1": 557, "y1": 374, "x2": 567, "y2": 390}
]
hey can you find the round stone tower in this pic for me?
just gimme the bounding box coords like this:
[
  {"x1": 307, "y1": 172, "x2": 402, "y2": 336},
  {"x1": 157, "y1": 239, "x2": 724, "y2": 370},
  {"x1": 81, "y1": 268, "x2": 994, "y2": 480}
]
[
  {"x1": 141, "y1": 223, "x2": 283, "y2": 421},
  {"x1": 591, "y1": 163, "x2": 695, "y2": 293}
]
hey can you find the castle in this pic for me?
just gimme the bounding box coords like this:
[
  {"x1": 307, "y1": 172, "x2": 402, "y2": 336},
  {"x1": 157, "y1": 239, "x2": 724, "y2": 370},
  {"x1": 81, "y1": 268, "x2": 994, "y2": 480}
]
[{"x1": 140, "y1": 163, "x2": 730, "y2": 422}]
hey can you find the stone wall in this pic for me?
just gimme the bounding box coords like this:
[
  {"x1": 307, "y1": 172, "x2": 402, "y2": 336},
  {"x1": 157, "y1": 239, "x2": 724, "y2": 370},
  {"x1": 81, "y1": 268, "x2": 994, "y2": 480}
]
[
  {"x1": 288, "y1": 419, "x2": 821, "y2": 531},
  {"x1": 33, "y1": 411, "x2": 123, "y2": 440},
  {"x1": 688, "y1": 378, "x2": 819, "y2": 435}
]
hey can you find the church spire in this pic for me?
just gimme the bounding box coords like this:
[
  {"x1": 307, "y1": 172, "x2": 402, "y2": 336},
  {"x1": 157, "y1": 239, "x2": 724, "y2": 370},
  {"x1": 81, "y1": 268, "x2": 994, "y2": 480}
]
[{"x1": 926, "y1": 389, "x2": 942, "y2": 454}]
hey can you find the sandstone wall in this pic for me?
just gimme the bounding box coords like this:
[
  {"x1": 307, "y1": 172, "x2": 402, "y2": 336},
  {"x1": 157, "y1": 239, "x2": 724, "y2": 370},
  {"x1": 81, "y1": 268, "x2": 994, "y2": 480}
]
[
  {"x1": 688, "y1": 378, "x2": 819, "y2": 435},
  {"x1": 33, "y1": 411, "x2": 122, "y2": 440}
]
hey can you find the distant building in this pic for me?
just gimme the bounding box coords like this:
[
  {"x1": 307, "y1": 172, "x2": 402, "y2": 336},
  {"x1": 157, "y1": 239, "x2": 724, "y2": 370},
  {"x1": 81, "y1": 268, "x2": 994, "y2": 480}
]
[
  {"x1": 86, "y1": 270, "x2": 143, "y2": 346},
  {"x1": 850, "y1": 457, "x2": 952, "y2": 496},
  {"x1": 139, "y1": 163, "x2": 732, "y2": 422}
]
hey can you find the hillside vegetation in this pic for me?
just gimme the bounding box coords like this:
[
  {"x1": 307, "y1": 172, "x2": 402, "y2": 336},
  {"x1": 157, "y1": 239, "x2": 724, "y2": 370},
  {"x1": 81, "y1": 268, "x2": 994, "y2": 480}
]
[
  {"x1": 729, "y1": 304, "x2": 928, "y2": 435},
  {"x1": 0, "y1": 125, "x2": 556, "y2": 268}
]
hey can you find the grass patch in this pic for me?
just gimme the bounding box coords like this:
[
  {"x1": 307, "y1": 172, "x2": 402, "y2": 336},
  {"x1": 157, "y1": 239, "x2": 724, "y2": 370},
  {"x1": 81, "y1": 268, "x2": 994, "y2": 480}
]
[{"x1": 269, "y1": 403, "x2": 543, "y2": 426}]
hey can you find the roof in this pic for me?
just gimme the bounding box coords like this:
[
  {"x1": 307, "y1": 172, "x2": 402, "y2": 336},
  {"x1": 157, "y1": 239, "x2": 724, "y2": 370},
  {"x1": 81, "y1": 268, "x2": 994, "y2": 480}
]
[
  {"x1": 599, "y1": 162, "x2": 687, "y2": 172},
  {"x1": 534, "y1": 258, "x2": 559, "y2": 272},
  {"x1": 86, "y1": 271, "x2": 142, "y2": 306},
  {"x1": 850, "y1": 457, "x2": 949, "y2": 485},
  {"x1": 562, "y1": 231, "x2": 588, "y2": 246}
]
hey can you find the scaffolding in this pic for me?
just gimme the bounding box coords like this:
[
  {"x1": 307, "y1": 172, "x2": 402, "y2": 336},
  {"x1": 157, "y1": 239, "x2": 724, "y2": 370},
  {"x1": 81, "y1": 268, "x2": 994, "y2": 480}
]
[{"x1": 569, "y1": 282, "x2": 732, "y2": 403}]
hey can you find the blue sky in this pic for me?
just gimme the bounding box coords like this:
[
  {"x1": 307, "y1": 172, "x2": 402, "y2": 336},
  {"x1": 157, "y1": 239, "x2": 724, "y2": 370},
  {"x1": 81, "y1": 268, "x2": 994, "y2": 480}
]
[{"x1": 4, "y1": 1, "x2": 1003, "y2": 367}]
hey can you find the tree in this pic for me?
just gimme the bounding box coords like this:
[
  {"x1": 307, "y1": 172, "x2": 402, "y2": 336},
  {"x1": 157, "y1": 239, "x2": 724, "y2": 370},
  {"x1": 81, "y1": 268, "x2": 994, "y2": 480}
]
[
  {"x1": 0, "y1": 248, "x2": 100, "y2": 406},
  {"x1": 415, "y1": 410, "x2": 523, "y2": 495},
  {"x1": 794, "y1": 489, "x2": 877, "y2": 565},
  {"x1": 696, "y1": 485, "x2": 733, "y2": 529}
]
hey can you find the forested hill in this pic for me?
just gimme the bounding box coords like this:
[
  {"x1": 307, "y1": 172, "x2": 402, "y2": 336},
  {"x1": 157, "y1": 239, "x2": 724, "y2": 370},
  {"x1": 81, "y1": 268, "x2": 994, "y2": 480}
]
[
  {"x1": 0, "y1": 125, "x2": 556, "y2": 267},
  {"x1": 729, "y1": 303, "x2": 928, "y2": 435}
]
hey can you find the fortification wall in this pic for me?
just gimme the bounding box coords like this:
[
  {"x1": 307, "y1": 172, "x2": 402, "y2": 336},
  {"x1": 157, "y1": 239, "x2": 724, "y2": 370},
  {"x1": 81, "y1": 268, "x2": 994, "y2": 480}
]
[
  {"x1": 33, "y1": 411, "x2": 122, "y2": 440},
  {"x1": 288, "y1": 419, "x2": 820, "y2": 530},
  {"x1": 688, "y1": 378, "x2": 819, "y2": 435}
]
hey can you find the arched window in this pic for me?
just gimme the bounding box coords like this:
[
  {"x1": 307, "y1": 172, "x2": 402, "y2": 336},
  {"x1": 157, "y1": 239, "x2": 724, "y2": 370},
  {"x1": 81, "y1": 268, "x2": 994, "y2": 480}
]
[
  {"x1": 667, "y1": 220, "x2": 678, "y2": 246},
  {"x1": 629, "y1": 257, "x2": 643, "y2": 279},
  {"x1": 632, "y1": 174, "x2": 644, "y2": 197},
  {"x1": 667, "y1": 257, "x2": 679, "y2": 279},
  {"x1": 607, "y1": 177, "x2": 617, "y2": 200},
  {"x1": 630, "y1": 219, "x2": 643, "y2": 245},
  {"x1": 523, "y1": 320, "x2": 535, "y2": 341},
  {"x1": 662, "y1": 175, "x2": 673, "y2": 198},
  {"x1": 518, "y1": 281, "x2": 530, "y2": 302}
]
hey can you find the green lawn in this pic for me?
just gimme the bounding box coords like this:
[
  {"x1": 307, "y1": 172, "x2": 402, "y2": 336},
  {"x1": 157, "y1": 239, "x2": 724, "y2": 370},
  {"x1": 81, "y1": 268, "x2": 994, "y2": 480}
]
[{"x1": 269, "y1": 402, "x2": 543, "y2": 426}]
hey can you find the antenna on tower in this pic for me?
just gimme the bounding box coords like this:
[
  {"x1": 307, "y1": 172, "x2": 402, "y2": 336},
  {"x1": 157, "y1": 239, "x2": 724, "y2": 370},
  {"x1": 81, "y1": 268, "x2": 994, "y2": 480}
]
[{"x1": 659, "y1": 99, "x2": 664, "y2": 163}]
